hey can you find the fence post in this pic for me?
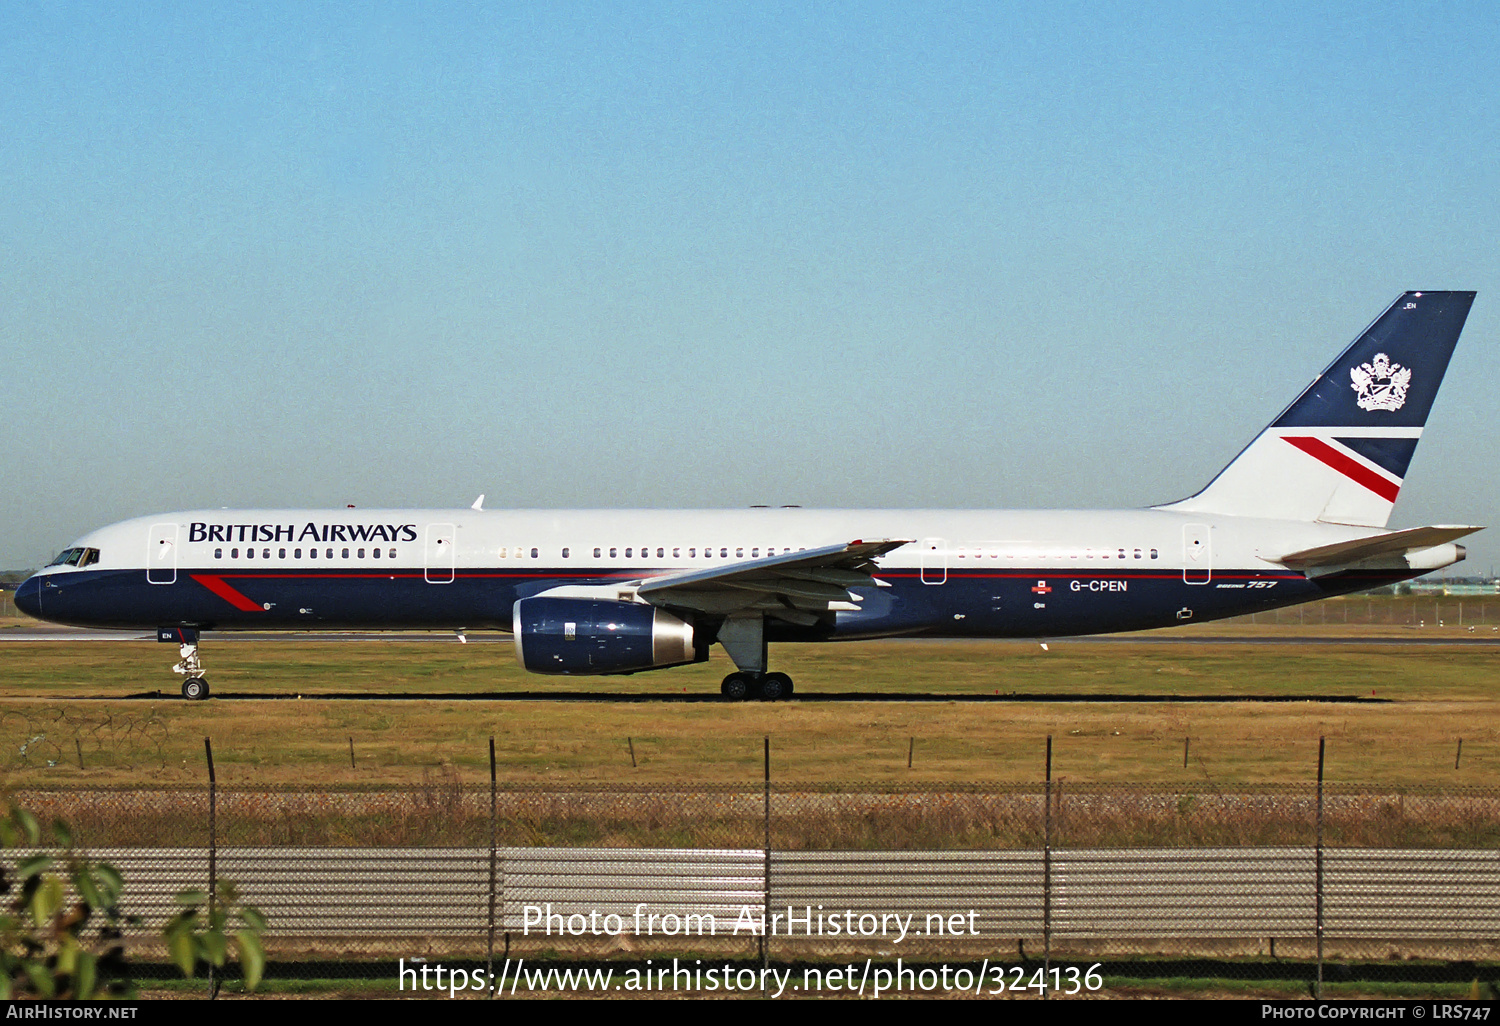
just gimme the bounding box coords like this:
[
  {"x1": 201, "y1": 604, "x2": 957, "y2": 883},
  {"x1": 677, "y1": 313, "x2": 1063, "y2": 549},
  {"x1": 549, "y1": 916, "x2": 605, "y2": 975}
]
[
  {"x1": 762, "y1": 736, "x2": 770, "y2": 995},
  {"x1": 1316, "y1": 736, "x2": 1325, "y2": 1000},
  {"x1": 488, "y1": 736, "x2": 497, "y2": 999},
  {"x1": 1043, "y1": 735, "x2": 1052, "y2": 999},
  {"x1": 204, "y1": 737, "x2": 217, "y2": 1000}
]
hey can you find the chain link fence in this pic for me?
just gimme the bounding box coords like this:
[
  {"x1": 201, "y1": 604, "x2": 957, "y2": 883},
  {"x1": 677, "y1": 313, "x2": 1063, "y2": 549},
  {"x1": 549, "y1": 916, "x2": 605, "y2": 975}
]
[{"x1": 7, "y1": 749, "x2": 1499, "y2": 997}]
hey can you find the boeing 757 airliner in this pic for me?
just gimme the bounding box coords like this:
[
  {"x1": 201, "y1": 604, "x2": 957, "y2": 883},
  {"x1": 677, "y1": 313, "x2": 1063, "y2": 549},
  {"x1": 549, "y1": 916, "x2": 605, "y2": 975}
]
[{"x1": 15, "y1": 291, "x2": 1480, "y2": 701}]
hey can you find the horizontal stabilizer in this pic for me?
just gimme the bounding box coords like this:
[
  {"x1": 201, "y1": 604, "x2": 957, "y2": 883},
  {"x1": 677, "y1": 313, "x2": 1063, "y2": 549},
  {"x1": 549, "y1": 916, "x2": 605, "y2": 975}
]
[{"x1": 1270, "y1": 525, "x2": 1481, "y2": 571}]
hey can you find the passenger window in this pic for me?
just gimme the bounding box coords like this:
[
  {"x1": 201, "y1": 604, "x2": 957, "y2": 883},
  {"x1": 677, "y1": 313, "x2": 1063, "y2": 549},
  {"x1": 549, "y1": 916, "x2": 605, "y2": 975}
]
[
  {"x1": 625, "y1": 548, "x2": 633, "y2": 558},
  {"x1": 1150, "y1": 548, "x2": 1159, "y2": 559},
  {"x1": 246, "y1": 548, "x2": 254, "y2": 559},
  {"x1": 1134, "y1": 548, "x2": 1142, "y2": 559},
  {"x1": 231, "y1": 548, "x2": 239, "y2": 558},
  {"x1": 342, "y1": 548, "x2": 350, "y2": 559},
  {"x1": 263, "y1": 549, "x2": 270, "y2": 558},
  {"x1": 736, "y1": 548, "x2": 743, "y2": 558},
  {"x1": 357, "y1": 548, "x2": 365, "y2": 558},
  {"x1": 594, "y1": 547, "x2": 601, "y2": 558},
  {"x1": 1118, "y1": 548, "x2": 1126, "y2": 559},
  {"x1": 373, "y1": 547, "x2": 380, "y2": 558},
  {"x1": 720, "y1": 548, "x2": 728, "y2": 558},
  {"x1": 752, "y1": 548, "x2": 759, "y2": 558},
  {"x1": 530, "y1": 547, "x2": 538, "y2": 558},
  {"x1": 280, "y1": 548, "x2": 287, "y2": 559},
  {"x1": 499, "y1": 547, "x2": 507, "y2": 558},
  {"x1": 689, "y1": 548, "x2": 696, "y2": 557},
  {"x1": 673, "y1": 547, "x2": 680, "y2": 558},
  {"x1": 610, "y1": 548, "x2": 617, "y2": 558},
  {"x1": 326, "y1": 548, "x2": 333, "y2": 559},
  {"x1": 656, "y1": 547, "x2": 664, "y2": 559},
  {"x1": 388, "y1": 549, "x2": 396, "y2": 558},
  {"x1": 308, "y1": 548, "x2": 316, "y2": 559},
  {"x1": 562, "y1": 548, "x2": 570, "y2": 558},
  {"x1": 214, "y1": 548, "x2": 223, "y2": 559}
]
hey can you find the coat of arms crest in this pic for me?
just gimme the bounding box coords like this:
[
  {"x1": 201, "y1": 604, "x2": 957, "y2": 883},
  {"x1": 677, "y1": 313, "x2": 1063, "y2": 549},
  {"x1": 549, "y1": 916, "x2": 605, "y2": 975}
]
[{"x1": 1349, "y1": 353, "x2": 1411, "y2": 412}]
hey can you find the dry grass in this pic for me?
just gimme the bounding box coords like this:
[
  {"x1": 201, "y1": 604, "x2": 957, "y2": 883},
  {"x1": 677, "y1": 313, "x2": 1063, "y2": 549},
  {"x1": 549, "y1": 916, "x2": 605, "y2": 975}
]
[{"x1": 0, "y1": 620, "x2": 1495, "y2": 789}]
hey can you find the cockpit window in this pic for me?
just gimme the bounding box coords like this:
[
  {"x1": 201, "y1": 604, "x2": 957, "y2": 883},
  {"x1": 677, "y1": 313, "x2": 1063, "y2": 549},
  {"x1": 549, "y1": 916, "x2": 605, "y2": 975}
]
[{"x1": 47, "y1": 547, "x2": 98, "y2": 568}]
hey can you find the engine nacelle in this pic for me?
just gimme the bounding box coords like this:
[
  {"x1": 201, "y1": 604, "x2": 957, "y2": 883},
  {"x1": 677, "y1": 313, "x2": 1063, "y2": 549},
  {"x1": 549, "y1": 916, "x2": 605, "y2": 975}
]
[{"x1": 512, "y1": 597, "x2": 702, "y2": 675}]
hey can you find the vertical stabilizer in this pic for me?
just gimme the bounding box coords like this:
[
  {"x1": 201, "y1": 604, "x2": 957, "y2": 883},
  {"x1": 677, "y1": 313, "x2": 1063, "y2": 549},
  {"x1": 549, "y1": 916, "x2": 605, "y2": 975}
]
[{"x1": 1158, "y1": 291, "x2": 1474, "y2": 526}]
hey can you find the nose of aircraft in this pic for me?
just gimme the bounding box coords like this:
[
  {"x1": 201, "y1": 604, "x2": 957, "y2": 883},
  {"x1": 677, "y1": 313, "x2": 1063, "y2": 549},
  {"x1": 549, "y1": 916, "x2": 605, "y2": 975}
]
[{"x1": 13, "y1": 575, "x2": 41, "y2": 618}]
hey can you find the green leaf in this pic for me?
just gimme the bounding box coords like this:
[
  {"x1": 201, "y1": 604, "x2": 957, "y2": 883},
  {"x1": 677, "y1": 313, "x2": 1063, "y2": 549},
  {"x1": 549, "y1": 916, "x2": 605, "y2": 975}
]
[
  {"x1": 17, "y1": 855, "x2": 53, "y2": 879},
  {"x1": 24, "y1": 960, "x2": 56, "y2": 998},
  {"x1": 31, "y1": 875, "x2": 64, "y2": 927},
  {"x1": 15, "y1": 809, "x2": 40, "y2": 847},
  {"x1": 200, "y1": 930, "x2": 228, "y2": 966},
  {"x1": 74, "y1": 951, "x2": 97, "y2": 1000},
  {"x1": 238, "y1": 905, "x2": 268, "y2": 933},
  {"x1": 174, "y1": 888, "x2": 209, "y2": 907},
  {"x1": 168, "y1": 927, "x2": 196, "y2": 977},
  {"x1": 235, "y1": 930, "x2": 265, "y2": 992},
  {"x1": 51, "y1": 820, "x2": 72, "y2": 850},
  {"x1": 93, "y1": 863, "x2": 124, "y2": 902},
  {"x1": 74, "y1": 870, "x2": 103, "y2": 912}
]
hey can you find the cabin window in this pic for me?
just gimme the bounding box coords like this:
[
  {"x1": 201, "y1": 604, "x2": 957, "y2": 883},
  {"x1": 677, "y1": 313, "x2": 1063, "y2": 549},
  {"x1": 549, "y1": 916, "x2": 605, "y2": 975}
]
[
  {"x1": 562, "y1": 548, "x2": 570, "y2": 558},
  {"x1": 736, "y1": 548, "x2": 743, "y2": 558},
  {"x1": 594, "y1": 547, "x2": 601, "y2": 558},
  {"x1": 356, "y1": 548, "x2": 365, "y2": 558},
  {"x1": 246, "y1": 548, "x2": 254, "y2": 559},
  {"x1": 656, "y1": 547, "x2": 664, "y2": 558},
  {"x1": 499, "y1": 547, "x2": 507, "y2": 558},
  {"x1": 231, "y1": 548, "x2": 239, "y2": 558},
  {"x1": 672, "y1": 547, "x2": 680, "y2": 558},
  {"x1": 308, "y1": 548, "x2": 316, "y2": 559},
  {"x1": 1150, "y1": 548, "x2": 1159, "y2": 559},
  {"x1": 1134, "y1": 548, "x2": 1142, "y2": 559},
  {"x1": 752, "y1": 548, "x2": 760, "y2": 558},
  {"x1": 625, "y1": 548, "x2": 633, "y2": 558},
  {"x1": 342, "y1": 548, "x2": 350, "y2": 558},
  {"x1": 610, "y1": 548, "x2": 618, "y2": 558},
  {"x1": 689, "y1": 548, "x2": 696, "y2": 557},
  {"x1": 1118, "y1": 548, "x2": 1126, "y2": 559},
  {"x1": 721, "y1": 548, "x2": 728, "y2": 557},
  {"x1": 325, "y1": 548, "x2": 333, "y2": 559},
  {"x1": 372, "y1": 547, "x2": 380, "y2": 558},
  {"x1": 530, "y1": 547, "x2": 538, "y2": 558},
  {"x1": 279, "y1": 548, "x2": 287, "y2": 559},
  {"x1": 388, "y1": 548, "x2": 396, "y2": 558},
  {"x1": 214, "y1": 548, "x2": 223, "y2": 559}
]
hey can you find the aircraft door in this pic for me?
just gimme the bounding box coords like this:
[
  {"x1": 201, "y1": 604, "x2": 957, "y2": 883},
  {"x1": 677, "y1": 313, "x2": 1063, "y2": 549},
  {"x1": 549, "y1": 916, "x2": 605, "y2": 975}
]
[
  {"x1": 425, "y1": 523, "x2": 456, "y2": 584},
  {"x1": 147, "y1": 524, "x2": 178, "y2": 585},
  {"x1": 920, "y1": 538, "x2": 947, "y2": 585},
  {"x1": 1182, "y1": 524, "x2": 1211, "y2": 585}
]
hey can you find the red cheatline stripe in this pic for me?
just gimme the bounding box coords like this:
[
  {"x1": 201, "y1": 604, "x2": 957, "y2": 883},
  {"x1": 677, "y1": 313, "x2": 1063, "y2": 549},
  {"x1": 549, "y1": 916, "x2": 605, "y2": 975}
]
[
  {"x1": 1282, "y1": 436, "x2": 1401, "y2": 502},
  {"x1": 190, "y1": 574, "x2": 264, "y2": 612}
]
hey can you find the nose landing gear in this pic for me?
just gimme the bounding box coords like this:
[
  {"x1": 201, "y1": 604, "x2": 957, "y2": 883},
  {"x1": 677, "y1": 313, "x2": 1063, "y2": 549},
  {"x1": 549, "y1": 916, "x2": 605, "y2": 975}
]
[{"x1": 160, "y1": 627, "x2": 209, "y2": 700}]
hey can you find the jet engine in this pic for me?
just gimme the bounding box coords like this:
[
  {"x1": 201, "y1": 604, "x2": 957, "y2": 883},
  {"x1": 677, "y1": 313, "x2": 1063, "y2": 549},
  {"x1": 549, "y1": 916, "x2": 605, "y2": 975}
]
[{"x1": 512, "y1": 597, "x2": 703, "y2": 675}]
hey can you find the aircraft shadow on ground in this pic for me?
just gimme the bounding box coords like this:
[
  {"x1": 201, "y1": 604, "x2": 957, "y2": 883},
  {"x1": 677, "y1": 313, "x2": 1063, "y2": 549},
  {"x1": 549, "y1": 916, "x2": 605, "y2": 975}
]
[{"x1": 111, "y1": 691, "x2": 1391, "y2": 704}]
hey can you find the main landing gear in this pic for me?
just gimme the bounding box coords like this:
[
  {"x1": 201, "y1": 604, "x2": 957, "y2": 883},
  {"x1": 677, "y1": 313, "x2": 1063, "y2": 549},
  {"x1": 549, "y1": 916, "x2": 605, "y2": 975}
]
[
  {"x1": 715, "y1": 615, "x2": 794, "y2": 701},
  {"x1": 160, "y1": 628, "x2": 210, "y2": 700},
  {"x1": 720, "y1": 671, "x2": 794, "y2": 702}
]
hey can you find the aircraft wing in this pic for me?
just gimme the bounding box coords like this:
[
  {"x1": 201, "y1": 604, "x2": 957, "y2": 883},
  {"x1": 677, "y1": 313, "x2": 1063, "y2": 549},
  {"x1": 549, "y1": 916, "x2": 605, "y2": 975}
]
[
  {"x1": 635, "y1": 538, "x2": 912, "y2": 625},
  {"x1": 1269, "y1": 525, "x2": 1482, "y2": 573}
]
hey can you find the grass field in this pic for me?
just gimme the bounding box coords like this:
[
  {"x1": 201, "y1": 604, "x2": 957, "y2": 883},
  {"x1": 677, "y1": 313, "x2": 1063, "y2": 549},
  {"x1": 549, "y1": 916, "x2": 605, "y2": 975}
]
[{"x1": 1, "y1": 597, "x2": 1496, "y2": 788}]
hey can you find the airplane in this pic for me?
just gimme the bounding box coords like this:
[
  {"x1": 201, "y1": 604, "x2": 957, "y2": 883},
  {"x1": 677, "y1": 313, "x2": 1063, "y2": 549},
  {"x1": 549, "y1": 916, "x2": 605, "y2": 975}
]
[{"x1": 14, "y1": 291, "x2": 1480, "y2": 702}]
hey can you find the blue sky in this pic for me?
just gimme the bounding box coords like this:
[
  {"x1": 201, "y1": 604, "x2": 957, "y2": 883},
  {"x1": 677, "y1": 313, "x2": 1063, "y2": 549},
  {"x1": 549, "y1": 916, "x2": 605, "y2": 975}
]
[{"x1": 4, "y1": 2, "x2": 1498, "y2": 572}]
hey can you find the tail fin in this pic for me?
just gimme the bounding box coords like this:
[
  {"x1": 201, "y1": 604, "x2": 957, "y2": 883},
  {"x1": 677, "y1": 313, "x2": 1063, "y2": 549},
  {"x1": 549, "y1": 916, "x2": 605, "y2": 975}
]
[{"x1": 1158, "y1": 291, "x2": 1475, "y2": 527}]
